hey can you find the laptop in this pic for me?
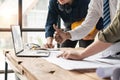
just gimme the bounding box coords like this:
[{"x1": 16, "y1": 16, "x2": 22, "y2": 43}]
[{"x1": 11, "y1": 25, "x2": 50, "y2": 57}]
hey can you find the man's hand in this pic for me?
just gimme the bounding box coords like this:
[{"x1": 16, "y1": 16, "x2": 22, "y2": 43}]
[
  {"x1": 43, "y1": 43, "x2": 54, "y2": 48},
  {"x1": 53, "y1": 24, "x2": 71, "y2": 43},
  {"x1": 57, "y1": 49, "x2": 84, "y2": 60},
  {"x1": 43, "y1": 37, "x2": 54, "y2": 48}
]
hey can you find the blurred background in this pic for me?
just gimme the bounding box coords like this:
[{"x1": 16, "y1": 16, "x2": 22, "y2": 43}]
[{"x1": 0, "y1": 0, "x2": 59, "y2": 79}]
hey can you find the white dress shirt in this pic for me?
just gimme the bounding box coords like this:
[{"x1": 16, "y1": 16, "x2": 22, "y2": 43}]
[
  {"x1": 117, "y1": 0, "x2": 120, "y2": 11},
  {"x1": 69, "y1": 0, "x2": 118, "y2": 41}
]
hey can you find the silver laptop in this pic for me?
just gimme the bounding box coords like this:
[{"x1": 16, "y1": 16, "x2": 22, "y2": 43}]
[{"x1": 11, "y1": 25, "x2": 50, "y2": 57}]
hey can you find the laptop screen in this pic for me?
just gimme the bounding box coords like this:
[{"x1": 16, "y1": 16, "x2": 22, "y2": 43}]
[{"x1": 11, "y1": 25, "x2": 24, "y2": 54}]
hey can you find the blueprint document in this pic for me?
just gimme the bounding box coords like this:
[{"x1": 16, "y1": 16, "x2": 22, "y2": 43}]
[
  {"x1": 42, "y1": 51, "x2": 113, "y2": 70},
  {"x1": 42, "y1": 42, "x2": 120, "y2": 70}
]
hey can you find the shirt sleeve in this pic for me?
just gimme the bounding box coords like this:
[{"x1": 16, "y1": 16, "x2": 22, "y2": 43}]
[
  {"x1": 45, "y1": 0, "x2": 58, "y2": 38},
  {"x1": 117, "y1": 0, "x2": 120, "y2": 11},
  {"x1": 98, "y1": 10, "x2": 120, "y2": 43},
  {"x1": 69, "y1": 0, "x2": 102, "y2": 41}
]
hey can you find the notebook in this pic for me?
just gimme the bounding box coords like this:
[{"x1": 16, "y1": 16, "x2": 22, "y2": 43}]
[{"x1": 11, "y1": 25, "x2": 50, "y2": 57}]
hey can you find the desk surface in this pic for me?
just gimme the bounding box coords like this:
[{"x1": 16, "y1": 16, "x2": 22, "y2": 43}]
[{"x1": 3, "y1": 50, "x2": 110, "y2": 80}]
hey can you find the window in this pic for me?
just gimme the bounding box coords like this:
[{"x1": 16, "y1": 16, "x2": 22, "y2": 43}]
[
  {"x1": 0, "y1": 0, "x2": 52, "y2": 76},
  {"x1": 0, "y1": 0, "x2": 50, "y2": 49}
]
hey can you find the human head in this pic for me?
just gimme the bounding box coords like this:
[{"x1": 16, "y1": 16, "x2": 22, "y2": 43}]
[{"x1": 58, "y1": 0, "x2": 73, "y2": 5}]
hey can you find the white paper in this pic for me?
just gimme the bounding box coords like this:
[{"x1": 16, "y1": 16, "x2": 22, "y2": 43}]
[
  {"x1": 42, "y1": 42, "x2": 120, "y2": 70},
  {"x1": 42, "y1": 51, "x2": 112, "y2": 70},
  {"x1": 96, "y1": 65, "x2": 120, "y2": 79}
]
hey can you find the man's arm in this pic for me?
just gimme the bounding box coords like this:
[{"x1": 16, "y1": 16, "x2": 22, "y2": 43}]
[
  {"x1": 57, "y1": 35, "x2": 112, "y2": 60},
  {"x1": 98, "y1": 10, "x2": 120, "y2": 43},
  {"x1": 54, "y1": 0, "x2": 102, "y2": 43},
  {"x1": 57, "y1": 6, "x2": 120, "y2": 60},
  {"x1": 68, "y1": 0, "x2": 102, "y2": 41},
  {"x1": 44, "y1": 0, "x2": 58, "y2": 48}
]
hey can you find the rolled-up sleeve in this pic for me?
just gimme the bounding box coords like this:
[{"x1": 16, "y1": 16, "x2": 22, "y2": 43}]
[{"x1": 98, "y1": 10, "x2": 120, "y2": 43}]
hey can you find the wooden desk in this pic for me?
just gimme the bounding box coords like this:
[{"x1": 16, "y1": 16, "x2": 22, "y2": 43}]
[{"x1": 3, "y1": 50, "x2": 110, "y2": 80}]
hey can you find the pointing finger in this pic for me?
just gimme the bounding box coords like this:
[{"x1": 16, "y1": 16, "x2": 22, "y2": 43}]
[{"x1": 57, "y1": 53, "x2": 63, "y2": 58}]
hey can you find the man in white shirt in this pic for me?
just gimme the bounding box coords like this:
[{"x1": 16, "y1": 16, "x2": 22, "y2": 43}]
[
  {"x1": 54, "y1": 0, "x2": 118, "y2": 43},
  {"x1": 56, "y1": 0, "x2": 120, "y2": 60},
  {"x1": 56, "y1": 1, "x2": 120, "y2": 79}
]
